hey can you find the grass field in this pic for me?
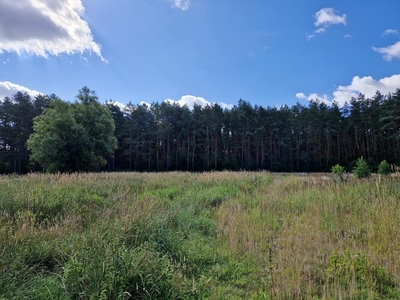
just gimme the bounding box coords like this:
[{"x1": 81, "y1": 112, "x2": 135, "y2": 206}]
[{"x1": 0, "y1": 172, "x2": 399, "y2": 299}]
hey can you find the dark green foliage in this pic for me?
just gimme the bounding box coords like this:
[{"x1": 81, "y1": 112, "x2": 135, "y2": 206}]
[
  {"x1": 0, "y1": 92, "x2": 50, "y2": 173},
  {"x1": 378, "y1": 160, "x2": 391, "y2": 175},
  {"x1": 353, "y1": 157, "x2": 372, "y2": 178},
  {"x1": 106, "y1": 90, "x2": 400, "y2": 173}
]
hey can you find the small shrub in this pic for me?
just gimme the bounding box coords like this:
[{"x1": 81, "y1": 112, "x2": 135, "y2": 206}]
[
  {"x1": 331, "y1": 164, "x2": 349, "y2": 182},
  {"x1": 353, "y1": 157, "x2": 371, "y2": 179},
  {"x1": 378, "y1": 160, "x2": 391, "y2": 175},
  {"x1": 331, "y1": 164, "x2": 345, "y2": 175}
]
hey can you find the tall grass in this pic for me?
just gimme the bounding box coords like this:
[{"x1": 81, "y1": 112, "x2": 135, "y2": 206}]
[{"x1": 0, "y1": 172, "x2": 399, "y2": 299}]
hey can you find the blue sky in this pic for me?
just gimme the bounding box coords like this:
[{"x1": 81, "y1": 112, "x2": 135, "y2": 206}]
[{"x1": 0, "y1": 0, "x2": 399, "y2": 109}]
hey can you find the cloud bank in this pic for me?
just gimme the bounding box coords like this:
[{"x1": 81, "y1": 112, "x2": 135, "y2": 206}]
[
  {"x1": 107, "y1": 96, "x2": 233, "y2": 112},
  {"x1": 0, "y1": 0, "x2": 105, "y2": 61},
  {"x1": 0, "y1": 81, "x2": 42, "y2": 100},
  {"x1": 296, "y1": 74, "x2": 400, "y2": 106},
  {"x1": 165, "y1": 95, "x2": 233, "y2": 110}
]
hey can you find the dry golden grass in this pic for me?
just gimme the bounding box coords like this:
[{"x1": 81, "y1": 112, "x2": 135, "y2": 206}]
[{"x1": 216, "y1": 173, "x2": 400, "y2": 299}]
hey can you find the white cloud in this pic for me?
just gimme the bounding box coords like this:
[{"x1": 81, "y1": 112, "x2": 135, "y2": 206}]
[
  {"x1": 308, "y1": 93, "x2": 331, "y2": 104},
  {"x1": 295, "y1": 93, "x2": 307, "y2": 99},
  {"x1": 218, "y1": 102, "x2": 234, "y2": 110},
  {"x1": 106, "y1": 97, "x2": 234, "y2": 112},
  {"x1": 106, "y1": 100, "x2": 126, "y2": 111},
  {"x1": 302, "y1": 74, "x2": 400, "y2": 106},
  {"x1": 109, "y1": 100, "x2": 155, "y2": 112},
  {"x1": 139, "y1": 101, "x2": 151, "y2": 107},
  {"x1": 168, "y1": 0, "x2": 190, "y2": 11},
  {"x1": 0, "y1": 0, "x2": 105, "y2": 61},
  {"x1": 344, "y1": 34, "x2": 352, "y2": 39},
  {"x1": 0, "y1": 81, "x2": 42, "y2": 100},
  {"x1": 314, "y1": 8, "x2": 347, "y2": 27},
  {"x1": 308, "y1": 8, "x2": 347, "y2": 40},
  {"x1": 382, "y1": 29, "x2": 398, "y2": 36},
  {"x1": 165, "y1": 95, "x2": 233, "y2": 110},
  {"x1": 165, "y1": 95, "x2": 210, "y2": 108},
  {"x1": 248, "y1": 51, "x2": 255, "y2": 58},
  {"x1": 263, "y1": 45, "x2": 272, "y2": 51},
  {"x1": 373, "y1": 41, "x2": 400, "y2": 61}
]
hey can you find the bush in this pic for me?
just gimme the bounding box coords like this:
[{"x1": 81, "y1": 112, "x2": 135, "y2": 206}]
[
  {"x1": 353, "y1": 157, "x2": 371, "y2": 179},
  {"x1": 331, "y1": 164, "x2": 345, "y2": 175},
  {"x1": 378, "y1": 160, "x2": 391, "y2": 175}
]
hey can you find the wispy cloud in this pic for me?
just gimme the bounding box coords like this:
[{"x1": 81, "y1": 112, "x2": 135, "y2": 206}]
[
  {"x1": 344, "y1": 34, "x2": 352, "y2": 39},
  {"x1": 315, "y1": 28, "x2": 326, "y2": 34},
  {"x1": 373, "y1": 41, "x2": 400, "y2": 61},
  {"x1": 0, "y1": 81, "x2": 42, "y2": 99},
  {"x1": 0, "y1": 0, "x2": 105, "y2": 62},
  {"x1": 306, "y1": 33, "x2": 315, "y2": 40},
  {"x1": 168, "y1": 0, "x2": 190, "y2": 11},
  {"x1": 297, "y1": 74, "x2": 400, "y2": 106},
  {"x1": 382, "y1": 29, "x2": 398, "y2": 36}
]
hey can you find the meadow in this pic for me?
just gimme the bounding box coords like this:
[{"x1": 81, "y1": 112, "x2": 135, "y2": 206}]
[{"x1": 0, "y1": 172, "x2": 399, "y2": 299}]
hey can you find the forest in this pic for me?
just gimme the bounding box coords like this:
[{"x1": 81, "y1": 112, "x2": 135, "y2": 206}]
[{"x1": 1, "y1": 87, "x2": 400, "y2": 174}]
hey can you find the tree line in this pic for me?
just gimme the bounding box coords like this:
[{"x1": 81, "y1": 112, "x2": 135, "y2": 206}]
[{"x1": 1, "y1": 87, "x2": 400, "y2": 174}]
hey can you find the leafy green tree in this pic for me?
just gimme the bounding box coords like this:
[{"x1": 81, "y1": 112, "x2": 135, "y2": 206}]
[
  {"x1": 74, "y1": 87, "x2": 118, "y2": 169},
  {"x1": 27, "y1": 88, "x2": 117, "y2": 173},
  {"x1": 378, "y1": 160, "x2": 391, "y2": 175},
  {"x1": 353, "y1": 157, "x2": 372, "y2": 179}
]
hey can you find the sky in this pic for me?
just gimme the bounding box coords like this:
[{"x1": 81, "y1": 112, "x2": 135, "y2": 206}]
[{"x1": 0, "y1": 0, "x2": 399, "y2": 109}]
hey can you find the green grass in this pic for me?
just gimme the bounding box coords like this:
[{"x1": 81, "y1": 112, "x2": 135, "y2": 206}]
[{"x1": 0, "y1": 172, "x2": 399, "y2": 299}]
